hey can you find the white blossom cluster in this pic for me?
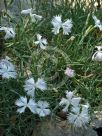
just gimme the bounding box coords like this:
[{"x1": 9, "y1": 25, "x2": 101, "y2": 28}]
[
  {"x1": 15, "y1": 77, "x2": 50, "y2": 117},
  {"x1": 21, "y1": 8, "x2": 42, "y2": 23},
  {"x1": 15, "y1": 97, "x2": 50, "y2": 117},
  {"x1": 0, "y1": 57, "x2": 50, "y2": 117},
  {"x1": 59, "y1": 91, "x2": 90, "y2": 128}
]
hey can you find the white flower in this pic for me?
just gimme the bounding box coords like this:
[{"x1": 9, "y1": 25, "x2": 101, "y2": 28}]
[
  {"x1": 24, "y1": 77, "x2": 47, "y2": 97},
  {"x1": 92, "y1": 46, "x2": 102, "y2": 61},
  {"x1": 68, "y1": 104, "x2": 90, "y2": 128},
  {"x1": 51, "y1": 15, "x2": 73, "y2": 35},
  {"x1": 15, "y1": 96, "x2": 37, "y2": 113},
  {"x1": 36, "y1": 100, "x2": 51, "y2": 117},
  {"x1": 34, "y1": 34, "x2": 47, "y2": 49},
  {"x1": 30, "y1": 13, "x2": 42, "y2": 22},
  {"x1": 35, "y1": 78, "x2": 47, "y2": 91},
  {"x1": 59, "y1": 91, "x2": 81, "y2": 112},
  {"x1": 0, "y1": 58, "x2": 17, "y2": 79},
  {"x1": 0, "y1": 27, "x2": 15, "y2": 39},
  {"x1": 93, "y1": 15, "x2": 102, "y2": 31},
  {"x1": 21, "y1": 8, "x2": 32, "y2": 15},
  {"x1": 21, "y1": 9, "x2": 42, "y2": 23},
  {"x1": 64, "y1": 67, "x2": 75, "y2": 78}
]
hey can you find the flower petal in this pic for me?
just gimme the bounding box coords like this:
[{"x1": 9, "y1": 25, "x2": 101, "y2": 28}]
[
  {"x1": 17, "y1": 107, "x2": 26, "y2": 113},
  {"x1": 62, "y1": 19, "x2": 73, "y2": 35},
  {"x1": 51, "y1": 15, "x2": 62, "y2": 34},
  {"x1": 71, "y1": 97, "x2": 81, "y2": 107},
  {"x1": 21, "y1": 8, "x2": 32, "y2": 14},
  {"x1": 30, "y1": 13, "x2": 42, "y2": 22},
  {"x1": 27, "y1": 99, "x2": 37, "y2": 113},
  {"x1": 24, "y1": 78, "x2": 36, "y2": 97},
  {"x1": 36, "y1": 78, "x2": 47, "y2": 91}
]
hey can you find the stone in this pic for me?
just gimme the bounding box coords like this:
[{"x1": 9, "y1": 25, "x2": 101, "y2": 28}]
[{"x1": 31, "y1": 118, "x2": 98, "y2": 136}]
